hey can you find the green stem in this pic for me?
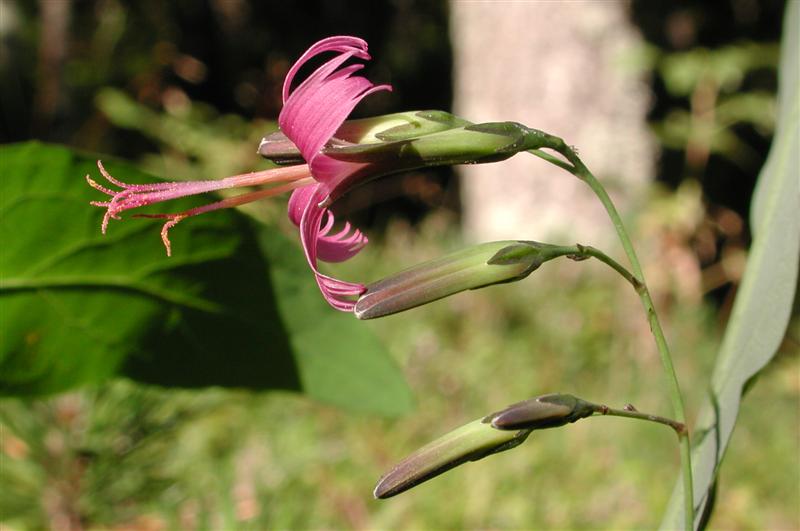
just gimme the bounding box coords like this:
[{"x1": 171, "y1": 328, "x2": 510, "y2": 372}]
[
  {"x1": 589, "y1": 403, "x2": 686, "y2": 437},
  {"x1": 528, "y1": 148, "x2": 575, "y2": 172},
  {"x1": 543, "y1": 244, "x2": 643, "y2": 292},
  {"x1": 530, "y1": 137, "x2": 695, "y2": 529}
]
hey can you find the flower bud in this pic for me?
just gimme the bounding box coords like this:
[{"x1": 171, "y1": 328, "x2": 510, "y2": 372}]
[
  {"x1": 355, "y1": 241, "x2": 562, "y2": 320},
  {"x1": 258, "y1": 110, "x2": 470, "y2": 163},
  {"x1": 259, "y1": 112, "x2": 556, "y2": 172},
  {"x1": 486, "y1": 393, "x2": 596, "y2": 431},
  {"x1": 373, "y1": 418, "x2": 531, "y2": 499},
  {"x1": 323, "y1": 121, "x2": 554, "y2": 167},
  {"x1": 358, "y1": 110, "x2": 472, "y2": 142}
]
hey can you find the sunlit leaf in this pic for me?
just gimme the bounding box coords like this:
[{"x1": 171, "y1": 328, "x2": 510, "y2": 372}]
[{"x1": 0, "y1": 142, "x2": 411, "y2": 416}]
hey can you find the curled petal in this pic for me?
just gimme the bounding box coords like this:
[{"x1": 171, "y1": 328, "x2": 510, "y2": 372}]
[
  {"x1": 279, "y1": 36, "x2": 391, "y2": 311},
  {"x1": 289, "y1": 184, "x2": 367, "y2": 310},
  {"x1": 287, "y1": 185, "x2": 315, "y2": 227},
  {"x1": 282, "y1": 36, "x2": 370, "y2": 103},
  {"x1": 289, "y1": 186, "x2": 368, "y2": 263},
  {"x1": 279, "y1": 36, "x2": 391, "y2": 197}
]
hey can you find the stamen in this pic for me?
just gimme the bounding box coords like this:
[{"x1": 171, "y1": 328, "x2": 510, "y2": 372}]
[
  {"x1": 85, "y1": 174, "x2": 116, "y2": 196},
  {"x1": 221, "y1": 165, "x2": 312, "y2": 187},
  {"x1": 160, "y1": 215, "x2": 186, "y2": 257},
  {"x1": 88, "y1": 159, "x2": 314, "y2": 241},
  {"x1": 131, "y1": 177, "x2": 315, "y2": 254}
]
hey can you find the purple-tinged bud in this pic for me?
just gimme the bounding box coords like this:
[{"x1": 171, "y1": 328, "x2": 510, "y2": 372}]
[
  {"x1": 487, "y1": 393, "x2": 596, "y2": 431},
  {"x1": 355, "y1": 241, "x2": 560, "y2": 320},
  {"x1": 257, "y1": 131, "x2": 307, "y2": 165},
  {"x1": 373, "y1": 418, "x2": 531, "y2": 499}
]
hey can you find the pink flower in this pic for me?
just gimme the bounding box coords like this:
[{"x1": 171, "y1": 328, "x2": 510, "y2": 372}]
[
  {"x1": 277, "y1": 36, "x2": 392, "y2": 311},
  {"x1": 88, "y1": 36, "x2": 390, "y2": 311}
]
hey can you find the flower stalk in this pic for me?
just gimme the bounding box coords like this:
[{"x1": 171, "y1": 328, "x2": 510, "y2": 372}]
[
  {"x1": 527, "y1": 136, "x2": 695, "y2": 529},
  {"x1": 593, "y1": 403, "x2": 686, "y2": 437}
]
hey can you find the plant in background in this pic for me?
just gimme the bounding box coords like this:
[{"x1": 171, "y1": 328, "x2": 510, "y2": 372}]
[
  {"x1": 86, "y1": 34, "x2": 699, "y2": 527},
  {"x1": 16, "y1": 2, "x2": 797, "y2": 526},
  {"x1": 261, "y1": 23, "x2": 799, "y2": 528}
]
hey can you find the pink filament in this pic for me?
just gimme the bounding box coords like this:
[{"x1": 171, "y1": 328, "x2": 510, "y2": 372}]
[{"x1": 87, "y1": 160, "x2": 313, "y2": 254}]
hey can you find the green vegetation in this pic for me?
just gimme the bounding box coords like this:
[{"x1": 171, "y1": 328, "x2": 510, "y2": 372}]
[
  {"x1": 1, "y1": 3, "x2": 796, "y2": 526},
  {"x1": 2, "y1": 203, "x2": 797, "y2": 527}
]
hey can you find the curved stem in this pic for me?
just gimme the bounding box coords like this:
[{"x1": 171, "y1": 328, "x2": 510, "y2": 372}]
[
  {"x1": 528, "y1": 148, "x2": 575, "y2": 172},
  {"x1": 529, "y1": 137, "x2": 695, "y2": 529},
  {"x1": 589, "y1": 403, "x2": 686, "y2": 436},
  {"x1": 544, "y1": 244, "x2": 643, "y2": 292}
]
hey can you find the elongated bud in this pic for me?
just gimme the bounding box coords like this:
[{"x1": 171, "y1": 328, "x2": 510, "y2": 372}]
[
  {"x1": 324, "y1": 121, "x2": 554, "y2": 166},
  {"x1": 373, "y1": 418, "x2": 531, "y2": 499},
  {"x1": 487, "y1": 393, "x2": 596, "y2": 431},
  {"x1": 355, "y1": 241, "x2": 563, "y2": 320},
  {"x1": 259, "y1": 111, "x2": 557, "y2": 171},
  {"x1": 258, "y1": 110, "x2": 470, "y2": 163}
]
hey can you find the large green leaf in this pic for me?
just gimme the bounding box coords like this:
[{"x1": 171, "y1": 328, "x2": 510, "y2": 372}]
[
  {"x1": 0, "y1": 141, "x2": 412, "y2": 416},
  {"x1": 660, "y1": 2, "x2": 799, "y2": 528}
]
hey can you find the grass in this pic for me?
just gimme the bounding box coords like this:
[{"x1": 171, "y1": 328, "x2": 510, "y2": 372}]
[{"x1": 1, "y1": 199, "x2": 797, "y2": 529}]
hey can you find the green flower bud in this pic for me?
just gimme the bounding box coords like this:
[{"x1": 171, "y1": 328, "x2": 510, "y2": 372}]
[
  {"x1": 355, "y1": 241, "x2": 564, "y2": 320},
  {"x1": 324, "y1": 122, "x2": 552, "y2": 167},
  {"x1": 258, "y1": 110, "x2": 471, "y2": 163},
  {"x1": 373, "y1": 418, "x2": 531, "y2": 499},
  {"x1": 486, "y1": 393, "x2": 596, "y2": 431},
  {"x1": 259, "y1": 111, "x2": 556, "y2": 172},
  {"x1": 364, "y1": 110, "x2": 473, "y2": 142}
]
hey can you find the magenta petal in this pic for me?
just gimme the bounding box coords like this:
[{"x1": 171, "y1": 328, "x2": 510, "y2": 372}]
[
  {"x1": 282, "y1": 36, "x2": 370, "y2": 103},
  {"x1": 281, "y1": 64, "x2": 380, "y2": 162},
  {"x1": 279, "y1": 36, "x2": 391, "y2": 198},
  {"x1": 317, "y1": 226, "x2": 367, "y2": 263},
  {"x1": 289, "y1": 185, "x2": 368, "y2": 264},
  {"x1": 279, "y1": 36, "x2": 392, "y2": 311},
  {"x1": 288, "y1": 183, "x2": 367, "y2": 310},
  {"x1": 287, "y1": 186, "x2": 313, "y2": 227}
]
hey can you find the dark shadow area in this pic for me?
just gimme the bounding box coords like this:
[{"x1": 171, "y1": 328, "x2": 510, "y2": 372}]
[{"x1": 123, "y1": 217, "x2": 301, "y2": 391}]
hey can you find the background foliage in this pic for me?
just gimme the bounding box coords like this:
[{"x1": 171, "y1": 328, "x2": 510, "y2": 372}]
[{"x1": 1, "y1": 0, "x2": 797, "y2": 529}]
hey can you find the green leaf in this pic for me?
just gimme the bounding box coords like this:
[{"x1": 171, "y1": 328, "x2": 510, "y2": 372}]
[
  {"x1": 258, "y1": 229, "x2": 414, "y2": 416},
  {"x1": 0, "y1": 142, "x2": 411, "y2": 416},
  {"x1": 660, "y1": 3, "x2": 800, "y2": 528}
]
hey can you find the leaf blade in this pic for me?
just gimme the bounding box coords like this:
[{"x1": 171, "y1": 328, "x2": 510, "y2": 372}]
[
  {"x1": 660, "y1": 2, "x2": 800, "y2": 527},
  {"x1": 0, "y1": 142, "x2": 411, "y2": 416}
]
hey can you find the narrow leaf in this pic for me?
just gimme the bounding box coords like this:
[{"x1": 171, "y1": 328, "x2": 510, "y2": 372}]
[{"x1": 660, "y1": 2, "x2": 800, "y2": 527}]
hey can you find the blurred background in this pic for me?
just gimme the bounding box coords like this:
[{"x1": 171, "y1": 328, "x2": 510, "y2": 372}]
[{"x1": 1, "y1": 0, "x2": 797, "y2": 529}]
